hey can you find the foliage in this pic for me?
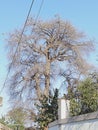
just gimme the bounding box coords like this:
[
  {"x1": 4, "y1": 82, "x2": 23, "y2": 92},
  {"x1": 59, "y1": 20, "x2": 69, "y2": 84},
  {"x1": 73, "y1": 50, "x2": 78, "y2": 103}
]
[
  {"x1": 8, "y1": 124, "x2": 24, "y2": 130},
  {"x1": 0, "y1": 116, "x2": 22, "y2": 130},
  {"x1": 0, "y1": 116, "x2": 7, "y2": 125},
  {"x1": 70, "y1": 77, "x2": 98, "y2": 116},
  {"x1": 35, "y1": 88, "x2": 59, "y2": 130},
  {"x1": 6, "y1": 107, "x2": 27, "y2": 130}
]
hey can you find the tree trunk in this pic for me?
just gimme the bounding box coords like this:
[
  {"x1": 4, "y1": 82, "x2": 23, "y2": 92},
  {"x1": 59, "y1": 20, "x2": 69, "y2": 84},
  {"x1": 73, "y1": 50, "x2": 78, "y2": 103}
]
[
  {"x1": 44, "y1": 51, "x2": 51, "y2": 96},
  {"x1": 35, "y1": 73, "x2": 42, "y2": 99}
]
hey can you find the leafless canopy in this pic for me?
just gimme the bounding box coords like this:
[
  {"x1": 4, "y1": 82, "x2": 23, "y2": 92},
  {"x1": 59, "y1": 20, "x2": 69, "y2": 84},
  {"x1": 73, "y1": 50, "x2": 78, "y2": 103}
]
[{"x1": 7, "y1": 17, "x2": 94, "y2": 103}]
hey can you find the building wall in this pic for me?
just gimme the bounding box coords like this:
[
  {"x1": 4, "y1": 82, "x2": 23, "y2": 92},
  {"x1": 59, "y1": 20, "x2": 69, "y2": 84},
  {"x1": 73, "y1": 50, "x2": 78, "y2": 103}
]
[
  {"x1": 49, "y1": 117, "x2": 98, "y2": 130},
  {"x1": 48, "y1": 99, "x2": 98, "y2": 130},
  {"x1": 48, "y1": 125, "x2": 59, "y2": 130},
  {"x1": 61, "y1": 119, "x2": 98, "y2": 130}
]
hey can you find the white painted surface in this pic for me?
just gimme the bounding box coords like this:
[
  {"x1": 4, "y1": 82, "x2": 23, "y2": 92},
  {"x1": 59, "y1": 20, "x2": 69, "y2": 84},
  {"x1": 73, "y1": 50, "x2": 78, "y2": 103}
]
[
  {"x1": 48, "y1": 125, "x2": 59, "y2": 130},
  {"x1": 58, "y1": 99, "x2": 70, "y2": 119},
  {"x1": 49, "y1": 98, "x2": 98, "y2": 130},
  {"x1": 49, "y1": 119, "x2": 98, "y2": 130},
  {"x1": 61, "y1": 99, "x2": 66, "y2": 119},
  {"x1": 62, "y1": 119, "x2": 98, "y2": 130}
]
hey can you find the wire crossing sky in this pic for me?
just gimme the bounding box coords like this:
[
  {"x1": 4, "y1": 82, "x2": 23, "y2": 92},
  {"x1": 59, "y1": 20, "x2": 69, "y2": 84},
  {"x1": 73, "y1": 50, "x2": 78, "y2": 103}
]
[
  {"x1": 0, "y1": 0, "x2": 35, "y2": 94},
  {"x1": 0, "y1": 0, "x2": 45, "y2": 115},
  {"x1": 0, "y1": 0, "x2": 98, "y2": 115}
]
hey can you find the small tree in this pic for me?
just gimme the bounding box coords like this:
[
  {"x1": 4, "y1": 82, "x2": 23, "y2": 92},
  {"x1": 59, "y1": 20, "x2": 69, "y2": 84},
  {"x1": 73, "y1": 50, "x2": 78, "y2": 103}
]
[
  {"x1": 35, "y1": 89, "x2": 59, "y2": 130},
  {"x1": 7, "y1": 107, "x2": 27, "y2": 130},
  {"x1": 70, "y1": 78, "x2": 98, "y2": 116}
]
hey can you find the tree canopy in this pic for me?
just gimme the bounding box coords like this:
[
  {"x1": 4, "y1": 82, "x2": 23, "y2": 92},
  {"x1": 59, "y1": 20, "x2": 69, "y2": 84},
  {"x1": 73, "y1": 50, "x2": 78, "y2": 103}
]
[
  {"x1": 70, "y1": 74, "x2": 98, "y2": 116},
  {"x1": 7, "y1": 17, "x2": 94, "y2": 105}
]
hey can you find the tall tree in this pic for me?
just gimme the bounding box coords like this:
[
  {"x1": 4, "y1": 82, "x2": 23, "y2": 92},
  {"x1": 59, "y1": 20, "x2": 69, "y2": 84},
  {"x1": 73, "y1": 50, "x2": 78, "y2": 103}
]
[{"x1": 7, "y1": 17, "x2": 93, "y2": 103}]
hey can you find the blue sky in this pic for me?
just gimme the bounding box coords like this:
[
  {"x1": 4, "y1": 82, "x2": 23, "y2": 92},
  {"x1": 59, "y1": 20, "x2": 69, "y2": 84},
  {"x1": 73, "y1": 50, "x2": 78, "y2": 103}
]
[{"x1": 0, "y1": 0, "x2": 98, "y2": 115}]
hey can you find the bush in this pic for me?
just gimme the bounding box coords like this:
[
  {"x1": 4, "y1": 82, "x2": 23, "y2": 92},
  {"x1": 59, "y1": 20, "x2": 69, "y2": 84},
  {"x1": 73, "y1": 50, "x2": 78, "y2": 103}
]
[{"x1": 70, "y1": 78, "x2": 98, "y2": 116}]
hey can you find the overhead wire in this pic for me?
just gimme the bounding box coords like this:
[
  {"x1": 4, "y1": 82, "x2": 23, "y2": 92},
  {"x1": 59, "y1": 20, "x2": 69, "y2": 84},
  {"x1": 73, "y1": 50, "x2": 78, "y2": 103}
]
[
  {"x1": 34, "y1": 0, "x2": 44, "y2": 23},
  {"x1": 0, "y1": 0, "x2": 45, "y2": 94},
  {"x1": 0, "y1": 0, "x2": 35, "y2": 94}
]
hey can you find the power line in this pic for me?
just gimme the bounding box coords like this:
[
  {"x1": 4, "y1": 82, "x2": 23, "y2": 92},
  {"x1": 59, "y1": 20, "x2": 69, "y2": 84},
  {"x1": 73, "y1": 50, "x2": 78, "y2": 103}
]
[
  {"x1": 0, "y1": 0, "x2": 45, "y2": 94},
  {"x1": 0, "y1": 0, "x2": 35, "y2": 94},
  {"x1": 34, "y1": 0, "x2": 44, "y2": 23}
]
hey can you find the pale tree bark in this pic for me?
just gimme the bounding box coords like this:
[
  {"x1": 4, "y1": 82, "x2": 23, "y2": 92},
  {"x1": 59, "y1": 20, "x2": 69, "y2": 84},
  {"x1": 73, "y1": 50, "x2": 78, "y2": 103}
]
[
  {"x1": 34, "y1": 73, "x2": 42, "y2": 99},
  {"x1": 44, "y1": 49, "x2": 51, "y2": 96}
]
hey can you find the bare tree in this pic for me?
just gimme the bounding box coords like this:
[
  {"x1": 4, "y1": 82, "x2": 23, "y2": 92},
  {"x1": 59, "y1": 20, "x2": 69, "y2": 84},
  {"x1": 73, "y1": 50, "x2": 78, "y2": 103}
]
[{"x1": 7, "y1": 17, "x2": 94, "y2": 103}]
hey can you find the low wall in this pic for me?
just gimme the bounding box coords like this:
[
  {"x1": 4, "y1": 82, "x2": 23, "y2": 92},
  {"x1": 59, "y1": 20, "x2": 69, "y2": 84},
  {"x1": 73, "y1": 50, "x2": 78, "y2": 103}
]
[
  {"x1": 48, "y1": 111, "x2": 98, "y2": 130},
  {"x1": 48, "y1": 121, "x2": 59, "y2": 130}
]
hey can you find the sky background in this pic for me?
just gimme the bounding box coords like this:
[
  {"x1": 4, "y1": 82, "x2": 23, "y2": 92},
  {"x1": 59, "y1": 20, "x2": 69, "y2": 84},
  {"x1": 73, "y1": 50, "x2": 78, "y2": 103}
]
[{"x1": 0, "y1": 0, "x2": 98, "y2": 115}]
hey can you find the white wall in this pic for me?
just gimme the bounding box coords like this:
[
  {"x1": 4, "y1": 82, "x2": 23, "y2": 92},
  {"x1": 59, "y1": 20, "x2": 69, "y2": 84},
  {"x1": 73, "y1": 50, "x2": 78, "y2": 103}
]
[
  {"x1": 61, "y1": 119, "x2": 98, "y2": 130},
  {"x1": 48, "y1": 125, "x2": 59, "y2": 130},
  {"x1": 49, "y1": 118, "x2": 98, "y2": 130},
  {"x1": 58, "y1": 99, "x2": 70, "y2": 120},
  {"x1": 48, "y1": 98, "x2": 98, "y2": 130}
]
